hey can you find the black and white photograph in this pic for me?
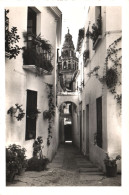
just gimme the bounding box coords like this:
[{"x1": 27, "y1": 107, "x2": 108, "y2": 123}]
[{"x1": 0, "y1": 0, "x2": 129, "y2": 194}]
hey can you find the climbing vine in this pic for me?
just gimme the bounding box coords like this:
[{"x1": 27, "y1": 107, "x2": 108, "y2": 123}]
[
  {"x1": 87, "y1": 37, "x2": 122, "y2": 110},
  {"x1": 5, "y1": 9, "x2": 22, "y2": 59},
  {"x1": 44, "y1": 83, "x2": 55, "y2": 146}
]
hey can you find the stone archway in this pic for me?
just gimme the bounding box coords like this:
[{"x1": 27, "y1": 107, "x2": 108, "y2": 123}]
[{"x1": 57, "y1": 93, "x2": 79, "y2": 110}]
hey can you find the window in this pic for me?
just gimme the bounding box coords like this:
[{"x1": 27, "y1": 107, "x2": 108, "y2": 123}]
[
  {"x1": 63, "y1": 61, "x2": 67, "y2": 69},
  {"x1": 57, "y1": 48, "x2": 59, "y2": 63},
  {"x1": 68, "y1": 63, "x2": 71, "y2": 69},
  {"x1": 86, "y1": 104, "x2": 89, "y2": 155},
  {"x1": 95, "y1": 6, "x2": 101, "y2": 24},
  {"x1": 96, "y1": 96, "x2": 102, "y2": 148},
  {"x1": 86, "y1": 27, "x2": 89, "y2": 50},
  {"x1": 27, "y1": 8, "x2": 37, "y2": 49},
  {"x1": 95, "y1": 6, "x2": 102, "y2": 37},
  {"x1": 25, "y1": 90, "x2": 37, "y2": 140},
  {"x1": 27, "y1": 7, "x2": 37, "y2": 34}
]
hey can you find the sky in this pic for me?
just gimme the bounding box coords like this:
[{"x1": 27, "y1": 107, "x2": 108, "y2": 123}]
[{"x1": 58, "y1": 6, "x2": 88, "y2": 50}]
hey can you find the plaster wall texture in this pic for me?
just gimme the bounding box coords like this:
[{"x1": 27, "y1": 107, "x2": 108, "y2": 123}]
[
  {"x1": 6, "y1": 7, "x2": 61, "y2": 160},
  {"x1": 106, "y1": 6, "x2": 122, "y2": 32}
]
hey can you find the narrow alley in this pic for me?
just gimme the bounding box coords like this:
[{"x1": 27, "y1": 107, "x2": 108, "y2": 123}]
[
  {"x1": 5, "y1": 5, "x2": 122, "y2": 188},
  {"x1": 7, "y1": 143, "x2": 121, "y2": 186}
]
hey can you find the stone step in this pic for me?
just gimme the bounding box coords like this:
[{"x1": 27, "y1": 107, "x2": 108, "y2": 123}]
[
  {"x1": 76, "y1": 160, "x2": 92, "y2": 163},
  {"x1": 52, "y1": 159, "x2": 63, "y2": 164},
  {"x1": 75, "y1": 157, "x2": 88, "y2": 160},
  {"x1": 48, "y1": 163, "x2": 62, "y2": 168},
  {"x1": 76, "y1": 162, "x2": 94, "y2": 165},
  {"x1": 79, "y1": 174, "x2": 104, "y2": 181},
  {"x1": 79, "y1": 167, "x2": 99, "y2": 173},
  {"x1": 80, "y1": 171, "x2": 104, "y2": 175},
  {"x1": 53, "y1": 157, "x2": 64, "y2": 160},
  {"x1": 77, "y1": 164, "x2": 97, "y2": 168}
]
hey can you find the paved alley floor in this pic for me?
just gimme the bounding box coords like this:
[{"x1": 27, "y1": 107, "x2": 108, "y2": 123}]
[{"x1": 7, "y1": 143, "x2": 121, "y2": 186}]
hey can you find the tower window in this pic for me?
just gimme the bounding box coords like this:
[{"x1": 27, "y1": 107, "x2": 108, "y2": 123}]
[
  {"x1": 68, "y1": 64, "x2": 71, "y2": 69},
  {"x1": 63, "y1": 61, "x2": 67, "y2": 69}
]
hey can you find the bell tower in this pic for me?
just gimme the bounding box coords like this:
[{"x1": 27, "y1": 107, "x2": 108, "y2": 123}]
[{"x1": 58, "y1": 29, "x2": 79, "y2": 92}]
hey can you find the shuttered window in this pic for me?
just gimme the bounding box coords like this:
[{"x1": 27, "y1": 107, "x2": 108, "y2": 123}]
[{"x1": 25, "y1": 90, "x2": 37, "y2": 140}]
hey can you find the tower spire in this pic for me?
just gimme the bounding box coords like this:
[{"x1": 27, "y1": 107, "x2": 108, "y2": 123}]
[{"x1": 67, "y1": 27, "x2": 69, "y2": 34}]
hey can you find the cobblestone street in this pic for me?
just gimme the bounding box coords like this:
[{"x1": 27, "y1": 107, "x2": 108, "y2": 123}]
[{"x1": 7, "y1": 143, "x2": 121, "y2": 186}]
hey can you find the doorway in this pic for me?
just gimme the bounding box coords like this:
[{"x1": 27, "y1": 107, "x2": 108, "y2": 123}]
[
  {"x1": 86, "y1": 104, "x2": 89, "y2": 156},
  {"x1": 64, "y1": 124, "x2": 72, "y2": 141},
  {"x1": 80, "y1": 111, "x2": 82, "y2": 152},
  {"x1": 96, "y1": 97, "x2": 102, "y2": 148}
]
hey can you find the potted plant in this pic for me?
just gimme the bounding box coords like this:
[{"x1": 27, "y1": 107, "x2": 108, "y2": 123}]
[
  {"x1": 43, "y1": 110, "x2": 52, "y2": 120},
  {"x1": 26, "y1": 136, "x2": 49, "y2": 171},
  {"x1": 27, "y1": 108, "x2": 41, "y2": 119},
  {"x1": 6, "y1": 144, "x2": 27, "y2": 182},
  {"x1": 104, "y1": 153, "x2": 121, "y2": 177},
  {"x1": 86, "y1": 15, "x2": 102, "y2": 49}
]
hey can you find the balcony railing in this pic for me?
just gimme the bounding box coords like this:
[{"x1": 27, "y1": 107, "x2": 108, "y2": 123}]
[{"x1": 23, "y1": 47, "x2": 53, "y2": 73}]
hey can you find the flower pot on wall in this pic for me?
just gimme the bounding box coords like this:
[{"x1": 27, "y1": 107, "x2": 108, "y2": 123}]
[
  {"x1": 106, "y1": 164, "x2": 117, "y2": 177},
  {"x1": 43, "y1": 110, "x2": 51, "y2": 120}
]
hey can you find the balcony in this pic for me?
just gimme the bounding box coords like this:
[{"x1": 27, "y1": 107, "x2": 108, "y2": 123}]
[
  {"x1": 22, "y1": 47, "x2": 53, "y2": 74},
  {"x1": 22, "y1": 33, "x2": 54, "y2": 75}
]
